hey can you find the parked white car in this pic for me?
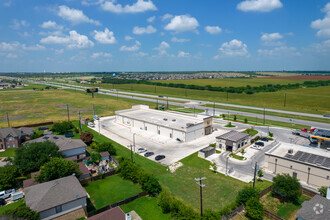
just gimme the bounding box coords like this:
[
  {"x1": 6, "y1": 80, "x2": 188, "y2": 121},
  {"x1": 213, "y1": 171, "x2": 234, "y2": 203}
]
[
  {"x1": 137, "y1": 148, "x2": 147, "y2": 153},
  {"x1": 88, "y1": 122, "x2": 95, "y2": 127},
  {"x1": 251, "y1": 145, "x2": 261, "y2": 150}
]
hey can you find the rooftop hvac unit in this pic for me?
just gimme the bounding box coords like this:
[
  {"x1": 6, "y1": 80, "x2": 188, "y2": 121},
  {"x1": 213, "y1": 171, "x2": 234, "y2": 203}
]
[
  {"x1": 163, "y1": 118, "x2": 168, "y2": 121},
  {"x1": 288, "y1": 149, "x2": 293, "y2": 154},
  {"x1": 172, "y1": 119, "x2": 176, "y2": 122}
]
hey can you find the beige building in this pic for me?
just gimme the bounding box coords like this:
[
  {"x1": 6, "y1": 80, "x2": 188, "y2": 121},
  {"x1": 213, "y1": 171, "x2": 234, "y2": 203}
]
[{"x1": 265, "y1": 142, "x2": 330, "y2": 188}]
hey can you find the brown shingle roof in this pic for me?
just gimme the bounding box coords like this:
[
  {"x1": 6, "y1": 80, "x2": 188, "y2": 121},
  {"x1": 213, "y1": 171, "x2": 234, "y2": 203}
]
[
  {"x1": 87, "y1": 207, "x2": 125, "y2": 220},
  {"x1": 216, "y1": 130, "x2": 250, "y2": 142},
  {"x1": 100, "y1": 151, "x2": 110, "y2": 157}
]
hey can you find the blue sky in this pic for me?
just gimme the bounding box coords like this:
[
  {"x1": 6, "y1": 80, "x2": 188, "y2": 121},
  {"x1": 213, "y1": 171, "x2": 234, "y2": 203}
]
[{"x1": 1, "y1": 0, "x2": 330, "y2": 72}]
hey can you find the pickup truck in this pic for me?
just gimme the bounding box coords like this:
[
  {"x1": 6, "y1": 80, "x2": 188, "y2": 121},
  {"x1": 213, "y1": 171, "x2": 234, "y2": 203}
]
[{"x1": 0, "y1": 189, "x2": 14, "y2": 200}]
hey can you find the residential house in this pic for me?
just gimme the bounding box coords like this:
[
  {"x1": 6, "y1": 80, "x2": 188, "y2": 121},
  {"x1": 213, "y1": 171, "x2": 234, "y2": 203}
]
[
  {"x1": 26, "y1": 135, "x2": 87, "y2": 161},
  {"x1": 0, "y1": 127, "x2": 34, "y2": 150},
  {"x1": 87, "y1": 207, "x2": 125, "y2": 220},
  {"x1": 25, "y1": 176, "x2": 87, "y2": 220},
  {"x1": 295, "y1": 194, "x2": 330, "y2": 220}
]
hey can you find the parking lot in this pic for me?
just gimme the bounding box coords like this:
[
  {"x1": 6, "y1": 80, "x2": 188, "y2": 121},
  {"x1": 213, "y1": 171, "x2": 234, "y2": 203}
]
[{"x1": 92, "y1": 117, "x2": 228, "y2": 166}]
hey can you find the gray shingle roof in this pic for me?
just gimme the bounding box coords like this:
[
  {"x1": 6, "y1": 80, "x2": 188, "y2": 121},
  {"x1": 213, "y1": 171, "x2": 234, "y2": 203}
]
[
  {"x1": 25, "y1": 176, "x2": 87, "y2": 213},
  {"x1": 0, "y1": 127, "x2": 34, "y2": 138},
  {"x1": 216, "y1": 130, "x2": 250, "y2": 142},
  {"x1": 295, "y1": 194, "x2": 330, "y2": 220},
  {"x1": 26, "y1": 135, "x2": 86, "y2": 152}
]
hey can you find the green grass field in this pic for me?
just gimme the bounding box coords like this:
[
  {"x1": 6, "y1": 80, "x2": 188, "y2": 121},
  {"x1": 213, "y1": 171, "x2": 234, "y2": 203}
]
[
  {"x1": 0, "y1": 148, "x2": 16, "y2": 157},
  {"x1": 0, "y1": 89, "x2": 155, "y2": 128},
  {"x1": 91, "y1": 83, "x2": 330, "y2": 114},
  {"x1": 0, "y1": 200, "x2": 25, "y2": 216},
  {"x1": 120, "y1": 196, "x2": 171, "y2": 220},
  {"x1": 84, "y1": 175, "x2": 142, "y2": 210}
]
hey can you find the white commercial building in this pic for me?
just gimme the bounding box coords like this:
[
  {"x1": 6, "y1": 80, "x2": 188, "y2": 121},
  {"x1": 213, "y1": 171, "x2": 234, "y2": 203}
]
[{"x1": 115, "y1": 105, "x2": 212, "y2": 142}]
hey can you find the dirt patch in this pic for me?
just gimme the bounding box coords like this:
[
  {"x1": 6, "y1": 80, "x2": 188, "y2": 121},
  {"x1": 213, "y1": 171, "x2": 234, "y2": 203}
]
[{"x1": 262, "y1": 75, "x2": 330, "y2": 80}]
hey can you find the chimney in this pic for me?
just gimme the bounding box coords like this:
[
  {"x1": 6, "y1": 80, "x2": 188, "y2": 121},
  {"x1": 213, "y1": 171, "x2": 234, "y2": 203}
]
[{"x1": 327, "y1": 187, "x2": 330, "y2": 200}]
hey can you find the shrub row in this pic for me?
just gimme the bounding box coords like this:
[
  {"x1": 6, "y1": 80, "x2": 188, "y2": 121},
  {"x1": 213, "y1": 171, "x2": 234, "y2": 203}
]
[
  {"x1": 251, "y1": 136, "x2": 260, "y2": 144},
  {"x1": 118, "y1": 158, "x2": 161, "y2": 196}
]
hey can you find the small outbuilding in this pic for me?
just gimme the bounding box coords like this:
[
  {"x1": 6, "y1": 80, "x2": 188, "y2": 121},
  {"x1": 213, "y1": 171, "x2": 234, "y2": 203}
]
[
  {"x1": 216, "y1": 130, "x2": 250, "y2": 152},
  {"x1": 198, "y1": 146, "x2": 216, "y2": 158},
  {"x1": 100, "y1": 151, "x2": 110, "y2": 161}
]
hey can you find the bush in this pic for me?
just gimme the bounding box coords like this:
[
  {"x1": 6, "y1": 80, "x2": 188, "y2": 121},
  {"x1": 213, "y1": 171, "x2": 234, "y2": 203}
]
[
  {"x1": 236, "y1": 186, "x2": 260, "y2": 205},
  {"x1": 318, "y1": 186, "x2": 328, "y2": 197},
  {"x1": 273, "y1": 174, "x2": 301, "y2": 203},
  {"x1": 245, "y1": 197, "x2": 263, "y2": 220},
  {"x1": 233, "y1": 115, "x2": 237, "y2": 121},
  {"x1": 269, "y1": 132, "x2": 274, "y2": 137},
  {"x1": 30, "y1": 133, "x2": 42, "y2": 140},
  {"x1": 4, "y1": 205, "x2": 40, "y2": 220},
  {"x1": 90, "y1": 153, "x2": 102, "y2": 164},
  {"x1": 80, "y1": 131, "x2": 94, "y2": 145},
  {"x1": 51, "y1": 121, "x2": 74, "y2": 134},
  {"x1": 244, "y1": 118, "x2": 248, "y2": 123},
  {"x1": 96, "y1": 142, "x2": 116, "y2": 155}
]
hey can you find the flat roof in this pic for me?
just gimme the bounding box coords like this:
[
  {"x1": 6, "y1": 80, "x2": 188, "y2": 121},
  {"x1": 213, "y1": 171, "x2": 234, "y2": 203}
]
[
  {"x1": 116, "y1": 105, "x2": 211, "y2": 132},
  {"x1": 216, "y1": 130, "x2": 250, "y2": 142},
  {"x1": 266, "y1": 142, "x2": 330, "y2": 170}
]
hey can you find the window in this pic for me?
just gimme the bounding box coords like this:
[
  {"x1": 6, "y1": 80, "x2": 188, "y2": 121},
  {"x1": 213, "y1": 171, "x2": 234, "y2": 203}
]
[
  {"x1": 12, "y1": 143, "x2": 15, "y2": 148},
  {"x1": 292, "y1": 172, "x2": 297, "y2": 179},
  {"x1": 7, "y1": 143, "x2": 10, "y2": 148},
  {"x1": 77, "y1": 155, "x2": 80, "y2": 160},
  {"x1": 327, "y1": 176, "x2": 329, "y2": 180},
  {"x1": 145, "y1": 127, "x2": 147, "y2": 131},
  {"x1": 158, "y1": 130, "x2": 160, "y2": 135},
  {"x1": 290, "y1": 165, "x2": 292, "y2": 169},
  {"x1": 170, "y1": 133, "x2": 172, "y2": 138},
  {"x1": 56, "y1": 205, "x2": 62, "y2": 213}
]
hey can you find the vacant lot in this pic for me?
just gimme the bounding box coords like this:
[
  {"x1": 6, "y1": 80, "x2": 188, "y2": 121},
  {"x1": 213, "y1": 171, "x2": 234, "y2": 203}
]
[
  {"x1": 94, "y1": 83, "x2": 330, "y2": 114},
  {"x1": 84, "y1": 175, "x2": 142, "y2": 210},
  {"x1": 0, "y1": 89, "x2": 154, "y2": 128}
]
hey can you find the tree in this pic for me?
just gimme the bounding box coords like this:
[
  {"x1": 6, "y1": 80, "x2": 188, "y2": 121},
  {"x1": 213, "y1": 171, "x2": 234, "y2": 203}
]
[
  {"x1": 80, "y1": 131, "x2": 94, "y2": 145},
  {"x1": 244, "y1": 118, "x2": 248, "y2": 123},
  {"x1": 258, "y1": 169, "x2": 264, "y2": 181},
  {"x1": 318, "y1": 186, "x2": 328, "y2": 197},
  {"x1": 273, "y1": 174, "x2": 301, "y2": 203},
  {"x1": 89, "y1": 153, "x2": 102, "y2": 164},
  {"x1": 222, "y1": 114, "x2": 226, "y2": 119},
  {"x1": 158, "y1": 189, "x2": 173, "y2": 213},
  {"x1": 141, "y1": 175, "x2": 162, "y2": 196},
  {"x1": 236, "y1": 186, "x2": 260, "y2": 205},
  {"x1": 96, "y1": 142, "x2": 116, "y2": 155},
  {"x1": 36, "y1": 157, "x2": 80, "y2": 182},
  {"x1": 0, "y1": 165, "x2": 20, "y2": 191},
  {"x1": 4, "y1": 205, "x2": 40, "y2": 220},
  {"x1": 14, "y1": 141, "x2": 63, "y2": 174},
  {"x1": 268, "y1": 132, "x2": 274, "y2": 137},
  {"x1": 234, "y1": 115, "x2": 237, "y2": 121},
  {"x1": 51, "y1": 121, "x2": 74, "y2": 134},
  {"x1": 245, "y1": 197, "x2": 264, "y2": 220}
]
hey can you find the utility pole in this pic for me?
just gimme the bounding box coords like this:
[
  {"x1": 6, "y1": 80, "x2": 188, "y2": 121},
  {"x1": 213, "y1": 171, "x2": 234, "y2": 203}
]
[
  {"x1": 213, "y1": 102, "x2": 215, "y2": 116},
  {"x1": 78, "y1": 111, "x2": 82, "y2": 131},
  {"x1": 133, "y1": 133, "x2": 136, "y2": 154},
  {"x1": 67, "y1": 104, "x2": 70, "y2": 122},
  {"x1": 284, "y1": 93, "x2": 287, "y2": 107},
  {"x1": 129, "y1": 144, "x2": 134, "y2": 163},
  {"x1": 263, "y1": 108, "x2": 266, "y2": 125},
  {"x1": 6, "y1": 112, "x2": 10, "y2": 127},
  {"x1": 253, "y1": 162, "x2": 258, "y2": 188},
  {"x1": 194, "y1": 177, "x2": 206, "y2": 217}
]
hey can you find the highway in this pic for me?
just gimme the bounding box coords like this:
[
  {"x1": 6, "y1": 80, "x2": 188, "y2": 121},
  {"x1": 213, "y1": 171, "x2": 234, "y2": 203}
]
[{"x1": 21, "y1": 79, "x2": 330, "y2": 129}]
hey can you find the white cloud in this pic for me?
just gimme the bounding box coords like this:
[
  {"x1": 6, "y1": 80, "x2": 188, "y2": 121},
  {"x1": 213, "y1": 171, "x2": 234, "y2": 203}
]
[
  {"x1": 58, "y1": 5, "x2": 100, "y2": 25},
  {"x1": 161, "y1": 13, "x2": 173, "y2": 21},
  {"x1": 216, "y1": 39, "x2": 249, "y2": 57},
  {"x1": 82, "y1": 0, "x2": 104, "y2": 6},
  {"x1": 171, "y1": 37, "x2": 190, "y2": 43},
  {"x1": 0, "y1": 42, "x2": 45, "y2": 51},
  {"x1": 137, "y1": 51, "x2": 148, "y2": 56},
  {"x1": 205, "y1": 26, "x2": 222, "y2": 34},
  {"x1": 258, "y1": 46, "x2": 300, "y2": 56},
  {"x1": 41, "y1": 21, "x2": 63, "y2": 30},
  {"x1": 237, "y1": 0, "x2": 283, "y2": 12},
  {"x1": 6, "y1": 53, "x2": 18, "y2": 59},
  {"x1": 120, "y1": 40, "x2": 141, "y2": 51},
  {"x1": 22, "y1": 44, "x2": 45, "y2": 51},
  {"x1": 10, "y1": 20, "x2": 29, "y2": 30},
  {"x1": 125, "y1": 35, "x2": 134, "y2": 41},
  {"x1": 40, "y1": 30, "x2": 94, "y2": 49},
  {"x1": 101, "y1": 0, "x2": 157, "y2": 13},
  {"x1": 177, "y1": 51, "x2": 190, "y2": 58},
  {"x1": 91, "y1": 52, "x2": 112, "y2": 58},
  {"x1": 154, "y1": 41, "x2": 170, "y2": 56},
  {"x1": 261, "y1": 32, "x2": 283, "y2": 41},
  {"x1": 54, "y1": 49, "x2": 64, "y2": 54},
  {"x1": 310, "y1": 40, "x2": 330, "y2": 53},
  {"x1": 147, "y1": 16, "x2": 156, "y2": 22},
  {"x1": 133, "y1": 25, "x2": 156, "y2": 35},
  {"x1": 3, "y1": 1, "x2": 12, "y2": 7},
  {"x1": 311, "y1": 3, "x2": 330, "y2": 38},
  {"x1": 165, "y1": 15, "x2": 199, "y2": 33},
  {"x1": 93, "y1": 28, "x2": 116, "y2": 44}
]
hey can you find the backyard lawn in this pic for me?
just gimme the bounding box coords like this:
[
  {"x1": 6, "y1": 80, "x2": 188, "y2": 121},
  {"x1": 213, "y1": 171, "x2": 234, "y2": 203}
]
[
  {"x1": 261, "y1": 192, "x2": 311, "y2": 220},
  {"x1": 120, "y1": 196, "x2": 171, "y2": 220},
  {"x1": 84, "y1": 175, "x2": 142, "y2": 210},
  {"x1": 0, "y1": 199, "x2": 25, "y2": 215},
  {"x1": 0, "y1": 148, "x2": 16, "y2": 157}
]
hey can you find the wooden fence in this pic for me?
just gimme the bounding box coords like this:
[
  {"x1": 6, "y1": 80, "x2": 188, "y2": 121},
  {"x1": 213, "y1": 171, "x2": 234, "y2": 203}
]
[
  {"x1": 13, "y1": 121, "x2": 54, "y2": 128},
  {"x1": 263, "y1": 209, "x2": 286, "y2": 220},
  {"x1": 222, "y1": 205, "x2": 244, "y2": 220},
  {"x1": 87, "y1": 191, "x2": 149, "y2": 217},
  {"x1": 80, "y1": 169, "x2": 117, "y2": 185}
]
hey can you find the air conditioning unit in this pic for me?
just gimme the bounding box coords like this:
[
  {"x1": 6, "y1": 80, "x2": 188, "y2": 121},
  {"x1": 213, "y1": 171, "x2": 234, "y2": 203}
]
[{"x1": 288, "y1": 149, "x2": 293, "y2": 154}]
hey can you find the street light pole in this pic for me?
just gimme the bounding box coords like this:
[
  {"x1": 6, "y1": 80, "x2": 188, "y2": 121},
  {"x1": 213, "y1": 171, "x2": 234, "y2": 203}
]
[
  {"x1": 194, "y1": 177, "x2": 206, "y2": 217},
  {"x1": 253, "y1": 162, "x2": 258, "y2": 188}
]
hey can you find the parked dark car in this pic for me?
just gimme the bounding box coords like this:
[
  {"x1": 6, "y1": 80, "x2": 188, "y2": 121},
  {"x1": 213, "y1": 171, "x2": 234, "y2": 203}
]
[
  {"x1": 0, "y1": 198, "x2": 5, "y2": 207},
  {"x1": 255, "y1": 141, "x2": 264, "y2": 146},
  {"x1": 155, "y1": 155, "x2": 166, "y2": 161},
  {"x1": 65, "y1": 131, "x2": 74, "y2": 138},
  {"x1": 144, "y1": 152, "x2": 154, "y2": 157},
  {"x1": 260, "y1": 137, "x2": 269, "y2": 142},
  {"x1": 38, "y1": 126, "x2": 49, "y2": 131}
]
